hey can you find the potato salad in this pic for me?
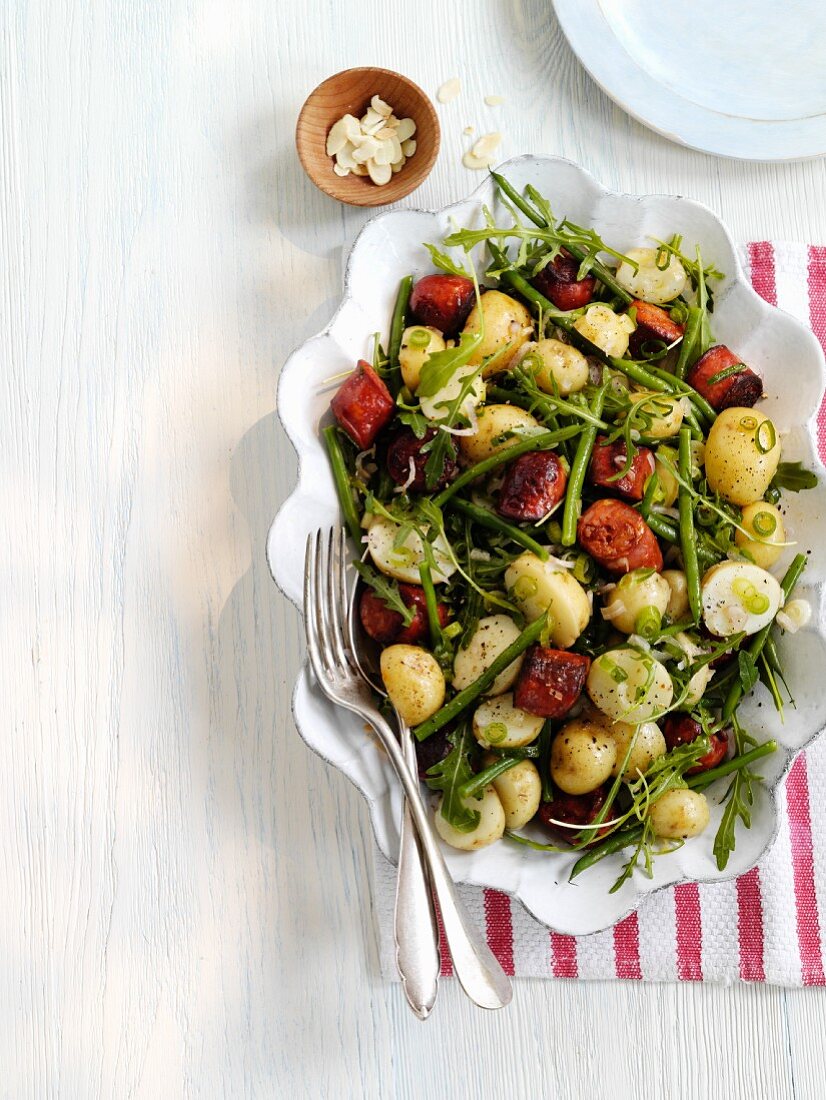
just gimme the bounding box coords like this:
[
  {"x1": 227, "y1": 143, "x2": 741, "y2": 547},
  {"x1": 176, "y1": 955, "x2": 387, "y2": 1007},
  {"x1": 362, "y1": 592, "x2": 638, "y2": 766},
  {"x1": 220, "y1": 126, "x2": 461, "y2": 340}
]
[{"x1": 323, "y1": 172, "x2": 817, "y2": 889}]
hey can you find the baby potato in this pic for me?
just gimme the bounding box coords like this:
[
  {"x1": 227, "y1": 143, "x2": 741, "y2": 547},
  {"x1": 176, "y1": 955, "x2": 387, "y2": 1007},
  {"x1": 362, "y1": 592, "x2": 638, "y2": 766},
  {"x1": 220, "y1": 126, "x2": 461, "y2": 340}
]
[
  {"x1": 652, "y1": 446, "x2": 679, "y2": 506},
  {"x1": 672, "y1": 632, "x2": 714, "y2": 707},
  {"x1": 504, "y1": 551, "x2": 591, "y2": 648},
  {"x1": 419, "y1": 362, "x2": 486, "y2": 423},
  {"x1": 662, "y1": 569, "x2": 690, "y2": 622},
  {"x1": 380, "y1": 645, "x2": 445, "y2": 726},
  {"x1": 452, "y1": 615, "x2": 523, "y2": 696},
  {"x1": 483, "y1": 755, "x2": 542, "y2": 829},
  {"x1": 601, "y1": 569, "x2": 671, "y2": 634},
  {"x1": 573, "y1": 304, "x2": 636, "y2": 358},
  {"x1": 648, "y1": 789, "x2": 710, "y2": 839},
  {"x1": 366, "y1": 516, "x2": 456, "y2": 584},
  {"x1": 551, "y1": 718, "x2": 617, "y2": 795},
  {"x1": 434, "y1": 785, "x2": 506, "y2": 850},
  {"x1": 398, "y1": 325, "x2": 446, "y2": 392},
  {"x1": 701, "y1": 560, "x2": 782, "y2": 637},
  {"x1": 587, "y1": 647, "x2": 673, "y2": 722},
  {"x1": 603, "y1": 718, "x2": 666, "y2": 782},
  {"x1": 463, "y1": 290, "x2": 533, "y2": 376},
  {"x1": 615, "y1": 247, "x2": 689, "y2": 305},
  {"x1": 525, "y1": 338, "x2": 590, "y2": 396},
  {"x1": 631, "y1": 391, "x2": 684, "y2": 439},
  {"x1": 705, "y1": 407, "x2": 781, "y2": 506},
  {"x1": 472, "y1": 692, "x2": 544, "y2": 749},
  {"x1": 457, "y1": 403, "x2": 542, "y2": 463},
  {"x1": 735, "y1": 501, "x2": 786, "y2": 569}
]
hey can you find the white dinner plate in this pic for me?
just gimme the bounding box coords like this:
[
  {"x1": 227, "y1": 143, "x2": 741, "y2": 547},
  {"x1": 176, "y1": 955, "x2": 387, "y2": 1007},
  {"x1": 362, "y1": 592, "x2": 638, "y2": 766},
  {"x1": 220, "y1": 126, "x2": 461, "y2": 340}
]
[
  {"x1": 553, "y1": 0, "x2": 826, "y2": 161},
  {"x1": 269, "y1": 156, "x2": 826, "y2": 934}
]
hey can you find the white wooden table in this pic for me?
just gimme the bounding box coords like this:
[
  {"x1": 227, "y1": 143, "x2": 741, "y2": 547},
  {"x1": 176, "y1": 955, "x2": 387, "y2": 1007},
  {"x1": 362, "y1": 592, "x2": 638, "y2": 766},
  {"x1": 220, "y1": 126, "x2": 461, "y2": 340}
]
[{"x1": 5, "y1": 1, "x2": 826, "y2": 1096}]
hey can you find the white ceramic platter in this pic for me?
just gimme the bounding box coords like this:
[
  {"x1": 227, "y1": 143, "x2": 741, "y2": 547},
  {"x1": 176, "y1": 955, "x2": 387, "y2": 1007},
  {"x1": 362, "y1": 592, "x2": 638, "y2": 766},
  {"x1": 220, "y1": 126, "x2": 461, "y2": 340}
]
[
  {"x1": 553, "y1": 0, "x2": 826, "y2": 161},
  {"x1": 269, "y1": 155, "x2": 826, "y2": 934}
]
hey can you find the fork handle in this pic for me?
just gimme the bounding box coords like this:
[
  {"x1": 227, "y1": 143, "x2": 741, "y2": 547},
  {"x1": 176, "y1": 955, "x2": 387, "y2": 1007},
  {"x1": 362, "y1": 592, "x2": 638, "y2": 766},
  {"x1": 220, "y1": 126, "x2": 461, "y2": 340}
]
[
  {"x1": 394, "y1": 721, "x2": 440, "y2": 1019},
  {"x1": 368, "y1": 711, "x2": 512, "y2": 1010}
]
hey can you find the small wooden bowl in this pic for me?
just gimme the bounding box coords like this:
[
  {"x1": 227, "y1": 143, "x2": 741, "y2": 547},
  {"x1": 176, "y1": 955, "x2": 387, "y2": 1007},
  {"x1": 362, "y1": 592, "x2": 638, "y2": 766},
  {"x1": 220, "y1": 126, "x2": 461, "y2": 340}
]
[{"x1": 296, "y1": 67, "x2": 440, "y2": 207}]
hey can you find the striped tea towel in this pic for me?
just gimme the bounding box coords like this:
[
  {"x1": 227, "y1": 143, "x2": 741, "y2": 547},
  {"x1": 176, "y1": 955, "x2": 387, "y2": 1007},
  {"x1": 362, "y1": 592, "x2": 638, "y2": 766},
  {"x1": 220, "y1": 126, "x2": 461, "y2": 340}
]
[{"x1": 372, "y1": 241, "x2": 826, "y2": 985}]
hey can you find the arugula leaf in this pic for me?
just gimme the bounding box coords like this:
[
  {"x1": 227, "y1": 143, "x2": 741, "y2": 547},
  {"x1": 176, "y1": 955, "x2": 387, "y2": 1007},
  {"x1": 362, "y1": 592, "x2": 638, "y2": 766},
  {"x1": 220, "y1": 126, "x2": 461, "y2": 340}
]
[
  {"x1": 738, "y1": 650, "x2": 759, "y2": 695},
  {"x1": 424, "y1": 242, "x2": 471, "y2": 278},
  {"x1": 425, "y1": 725, "x2": 480, "y2": 832},
  {"x1": 771, "y1": 461, "x2": 818, "y2": 493},
  {"x1": 712, "y1": 718, "x2": 758, "y2": 871},
  {"x1": 352, "y1": 560, "x2": 416, "y2": 627},
  {"x1": 416, "y1": 330, "x2": 482, "y2": 398}
]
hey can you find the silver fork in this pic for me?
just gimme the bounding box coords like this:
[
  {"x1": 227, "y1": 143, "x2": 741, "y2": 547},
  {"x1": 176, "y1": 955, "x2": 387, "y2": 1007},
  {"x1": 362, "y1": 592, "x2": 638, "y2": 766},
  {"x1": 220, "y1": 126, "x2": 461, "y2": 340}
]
[
  {"x1": 304, "y1": 527, "x2": 512, "y2": 1011},
  {"x1": 346, "y1": 578, "x2": 440, "y2": 1019}
]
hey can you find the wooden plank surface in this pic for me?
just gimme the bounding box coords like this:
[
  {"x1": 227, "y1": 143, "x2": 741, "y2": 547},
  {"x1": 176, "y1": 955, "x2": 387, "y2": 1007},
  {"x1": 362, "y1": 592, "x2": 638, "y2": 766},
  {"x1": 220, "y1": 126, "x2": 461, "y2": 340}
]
[{"x1": 3, "y1": 0, "x2": 826, "y2": 1096}]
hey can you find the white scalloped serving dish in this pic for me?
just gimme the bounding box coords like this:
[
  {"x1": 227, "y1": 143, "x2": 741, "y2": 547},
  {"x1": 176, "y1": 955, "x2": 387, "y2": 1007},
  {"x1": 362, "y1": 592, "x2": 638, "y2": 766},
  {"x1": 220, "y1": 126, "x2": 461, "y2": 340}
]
[{"x1": 268, "y1": 155, "x2": 826, "y2": 935}]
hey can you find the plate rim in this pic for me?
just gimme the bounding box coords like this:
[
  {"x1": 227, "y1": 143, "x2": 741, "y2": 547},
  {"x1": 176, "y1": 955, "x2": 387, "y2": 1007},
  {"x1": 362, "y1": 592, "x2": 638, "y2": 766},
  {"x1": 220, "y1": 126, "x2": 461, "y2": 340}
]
[
  {"x1": 552, "y1": 0, "x2": 826, "y2": 162},
  {"x1": 270, "y1": 154, "x2": 826, "y2": 935}
]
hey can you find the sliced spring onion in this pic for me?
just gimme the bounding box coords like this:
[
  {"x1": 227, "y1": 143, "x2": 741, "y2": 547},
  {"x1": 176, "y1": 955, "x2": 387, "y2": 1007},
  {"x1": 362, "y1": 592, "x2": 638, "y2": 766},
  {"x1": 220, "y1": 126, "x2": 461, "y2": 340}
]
[
  {"x1": 751, "y1": 510, "x2": 777, "y2": 537},
  {"x1": 408, "y1": 327, "x2": 432, "y2": 349},
  {"x1": 634, "y1": 606, "x2": 663, "y2": 641},
  {"x1": 755, "y1": 418, "x2": 777, "y2": 454},
  {"x1": 707, "y1": 363, "x2": 746, "y2": 386}
]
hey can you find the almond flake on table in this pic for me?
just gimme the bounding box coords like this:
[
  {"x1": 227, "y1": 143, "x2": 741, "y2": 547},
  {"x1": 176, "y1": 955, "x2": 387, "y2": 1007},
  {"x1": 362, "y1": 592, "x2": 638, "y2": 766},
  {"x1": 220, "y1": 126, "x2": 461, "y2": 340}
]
[
  {"x1": 437, "y1": 77, "x2": 461, "y2": 103},
  {"x1": 462, "y1": 130, "x2": 502, "y2": 169},
  {"x1": 326, "y1": 98, "x2": 417, "y2": 184},
  {"x1": 484, "y1": 95, "x2": 505, "y2": 106}
]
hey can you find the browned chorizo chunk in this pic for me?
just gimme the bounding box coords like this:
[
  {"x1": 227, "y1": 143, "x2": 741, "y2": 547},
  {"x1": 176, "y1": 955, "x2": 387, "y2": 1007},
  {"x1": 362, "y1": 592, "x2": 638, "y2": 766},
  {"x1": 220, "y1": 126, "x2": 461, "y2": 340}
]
[
  {"x1": 577, "y1": 499, "x2": 663, "y2": 574},
  {"x1": 359, "y1": 583, "x2": 449, "y2": 646},
  {"x1": 537, "y1": 785, "x2": 612, "y2": 845},
  {"x1": 330, "y1": 360, "x2": 395, "y2": 449},
  {"x1": 497, "y1": 451, "x2": 567, "y2": 522},
  {"x1": 532, "y1": 250, "x2": 596, "y2": 311},
  {"x1": 686, "y1": 344, "x2": 763, "y2": 410},
  {"x1": 662, "y1": 713, "x2": 729, "y2": 775},
  {"x1": 513, "y1": 646, "x2": 591, "y2": 718},
  {"x1": 588, "y1": 437, "x2": 655, "y2": 502},
  {"x1": 627, "y1": 299, "x2": 684, "y2": 358},
  {"x1": 386, "y1": 427, "x2": 458, "y2": 492},
  {"x1": 409, "y1": 274, "x2": 476, "y2": 337}
]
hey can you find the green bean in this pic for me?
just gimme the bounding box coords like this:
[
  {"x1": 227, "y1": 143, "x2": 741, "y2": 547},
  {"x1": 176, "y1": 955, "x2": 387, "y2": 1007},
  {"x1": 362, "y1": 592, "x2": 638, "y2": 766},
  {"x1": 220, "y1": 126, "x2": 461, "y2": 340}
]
[
  {"x1": 433, "y1": 425, "x2": 581, "y2": 507},
  {"x1": 609, "y1": 356, "x2": 674, "y2": 393},
  {"x1": 647, "y1": 364, "x2": 716, "y2": 424},
  {"x1": 322, "y1": 425, "x2": 362, "y2": 545},
  {"x1": 561, "y1": 381, "x2": 610, "y2": 546},
  {"x1": 459, "y1": 755, "x2": 520, "y2": 799},
  {"x1": 418, "y1": 560, "x2": 444, "y2": 651},
  {"x1": 538, "y1": 719, "x2": 554, "y2": 802},
  {"x1": 451, "y1": 498, "x2": 549, "y2": 560},
  {"x1": 645, "y1": 511, "x2": 678, "y2": 543},
  {"x1": 386, "y1": 274, "x2": 413, "y2": 393},
  {"x1": 722, "y1": 554, "x2": 807, "y2": 721},
  {"x1": 639, "y1": 472, "x2": 659, "y2": 520},
  {"x1": 674, "y1": 306, "x2": 703, "y2": 380},
  {"x1": 489, "y1": 171, "x2": 633, "y2": 303},
  {"x1": 678, "y1": 427, "x2": 702, "y2": 624},
  {"x1": 569, "y1": 826, "x2": 644, "y2": 879},
  {"x1": 412, "y1": 613, "x2": 549, "y2": 741},
  {"x1": 687, "y1": 740, "x2": 778, "y2": 790}
]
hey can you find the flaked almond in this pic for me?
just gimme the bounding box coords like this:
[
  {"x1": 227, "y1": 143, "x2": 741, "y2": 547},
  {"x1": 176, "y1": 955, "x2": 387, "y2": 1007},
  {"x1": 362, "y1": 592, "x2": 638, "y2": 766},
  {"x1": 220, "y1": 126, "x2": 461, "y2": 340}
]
[
  {"x1": 395, "y1": 117, "x2": 416, "y2": 143},
  {"x1": 472, "y1": 131, "x2": 502, "y2": 159},
  {"x1": 371, "y1": 95, "x2": 393, "y2": 118},
  {"x1": 372, "y1": 140, "x2": 395, "y2": 167},
  {"x1": 437, "y1": 77, "x2": 461, "y2": 103},
  {"x1": 462, "y1": 151, "x2": 490, "y2": 170},
  {"x1": 391, "y1": 156, "x2": 406, "y2": 174},
  {"x1": 367, "y1": 160, "x2": 392, "y2": 186},
  {"x1": 333, "y1": 163, "x2": 350, "y2": 177},
  {"x1": 402, "y1": 138, "x2": 417, "y2": 157},
  {"x1": 484, "y1": 95, "x2": 505, "y2": 106},
  {"x1": 336, "y1": 143, "x2": 358, "y2": 170},
  {"x1": 463, "y1": 125, "x2": 475, "y2": 136}
]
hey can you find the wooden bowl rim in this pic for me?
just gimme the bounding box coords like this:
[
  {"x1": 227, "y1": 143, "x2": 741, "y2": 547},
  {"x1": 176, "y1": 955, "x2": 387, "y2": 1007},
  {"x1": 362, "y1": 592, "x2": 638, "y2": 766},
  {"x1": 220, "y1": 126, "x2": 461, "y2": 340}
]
[{"x1": 295, "y1": 66, "x2": 441, "y2": 208}]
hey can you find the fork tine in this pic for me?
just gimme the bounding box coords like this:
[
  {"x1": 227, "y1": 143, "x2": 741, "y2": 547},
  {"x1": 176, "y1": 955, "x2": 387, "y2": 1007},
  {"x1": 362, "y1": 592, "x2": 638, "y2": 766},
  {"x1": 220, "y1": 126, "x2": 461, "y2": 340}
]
[
  {"x1": 303, "y1": 531, "x2": 325, "y2": 684},
  {"x1": 326, "y1": 527, "x2": 350, "y2": 672},
  {"x1": 314, "y1": 528, "x2": 334, "y2": 679}
]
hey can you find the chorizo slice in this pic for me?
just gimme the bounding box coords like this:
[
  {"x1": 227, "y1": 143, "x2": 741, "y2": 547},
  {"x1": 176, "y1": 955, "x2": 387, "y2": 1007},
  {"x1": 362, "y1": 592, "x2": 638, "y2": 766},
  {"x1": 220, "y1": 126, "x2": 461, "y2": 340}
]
[
  {"x1": 661, "y1": 713, "x2": 729, "y2": 775},
  {"x1": 497, "y1": 450, "x2": 567, "y2": 522},
  {"x1": 409, "y1": 274, "x2": 476, "y2": 337},
  {"x1": 532, "y1": 251, "x2": 596, "y2": 312},
  {"x1": 359, "y1": 582, "x2": 449, "y2": 647},
  {"x1": 330, "y1": 360, "x2": 395, "y2": 449},
  {"x1": 577, "y1": 499, "x2": 663, "y2": 574},
  {"x1": 537, "y1": 785, "x2": 612, "y2": 845},
  {"x1": 386, "y1": 427, "x2": 458, "y2": 493},
  {"x1": 686, "y1": 344, "x2": 763, "y2": 410},
  {"x1": 513, "y1": 646, "x2": 591, "y2": 718},
  {"x1": 588, "y1": 437, "x2": 655, "y2": 502},
  {"x1": 627, "y1": 299, "x2": 684, "y2": 358}
]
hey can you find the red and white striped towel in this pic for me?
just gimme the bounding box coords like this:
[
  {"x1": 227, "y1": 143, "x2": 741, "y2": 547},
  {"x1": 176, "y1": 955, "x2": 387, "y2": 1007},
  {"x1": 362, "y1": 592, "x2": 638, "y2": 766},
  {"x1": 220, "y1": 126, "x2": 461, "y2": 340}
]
[{"x1": 372, "y1": 242, "x2": 826, "y2": 985}]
